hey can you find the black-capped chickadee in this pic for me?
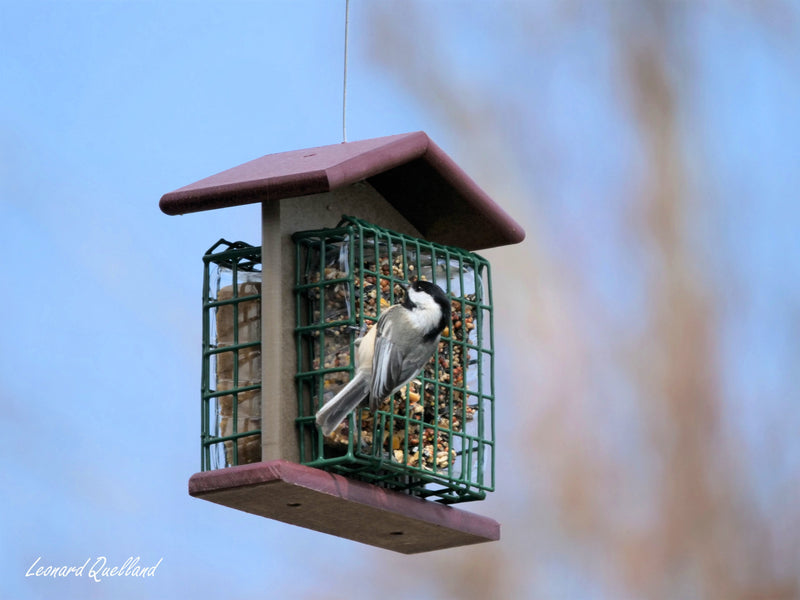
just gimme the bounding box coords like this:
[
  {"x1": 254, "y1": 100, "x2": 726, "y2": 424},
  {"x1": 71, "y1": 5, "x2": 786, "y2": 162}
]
[{"x1": 315, "y1": 279, "x2": 450, "y2": 436}]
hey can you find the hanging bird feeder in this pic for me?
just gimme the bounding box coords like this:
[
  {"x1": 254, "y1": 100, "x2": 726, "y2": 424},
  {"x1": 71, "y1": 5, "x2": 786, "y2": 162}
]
[{"x1": 160, "y1": 131, "x2": 524, "y2": 553}]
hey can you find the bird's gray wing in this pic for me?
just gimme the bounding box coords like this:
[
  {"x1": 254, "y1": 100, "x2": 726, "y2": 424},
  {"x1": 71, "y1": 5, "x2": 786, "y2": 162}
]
[
  {"x1": 369, "y1": 313, "x2": 436, "y2": 412},
  {"x1": 370, "y1": 337, "x2": 404, "y2": 411}
]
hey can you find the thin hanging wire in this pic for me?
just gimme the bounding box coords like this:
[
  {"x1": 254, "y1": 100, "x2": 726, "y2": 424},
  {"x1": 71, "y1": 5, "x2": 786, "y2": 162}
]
[{"x1": 342, "y1": 0, "x2": 350, "y2": 143}]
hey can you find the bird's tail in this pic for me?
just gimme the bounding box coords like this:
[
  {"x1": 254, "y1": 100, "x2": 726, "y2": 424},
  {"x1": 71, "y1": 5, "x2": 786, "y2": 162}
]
[{"x1": 315, "y1": 372, "x2": 370, "y2": 436}]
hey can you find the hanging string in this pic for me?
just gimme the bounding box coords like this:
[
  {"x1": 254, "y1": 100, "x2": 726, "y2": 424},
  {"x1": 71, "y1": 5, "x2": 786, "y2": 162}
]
[{"x1": 342, "y1": 0, "x2": 350, "y2": 143}]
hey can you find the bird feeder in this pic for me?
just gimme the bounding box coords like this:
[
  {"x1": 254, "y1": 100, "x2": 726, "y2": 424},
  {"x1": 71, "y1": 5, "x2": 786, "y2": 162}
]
[{"x1": 160, "y1": 131, "x2": 524, "y2": 553}]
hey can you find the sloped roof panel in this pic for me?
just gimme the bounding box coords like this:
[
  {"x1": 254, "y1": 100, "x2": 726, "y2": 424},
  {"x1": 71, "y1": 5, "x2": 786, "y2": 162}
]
[{"x1": 159, "y1": 131, "x2": 524, "y2": 250}]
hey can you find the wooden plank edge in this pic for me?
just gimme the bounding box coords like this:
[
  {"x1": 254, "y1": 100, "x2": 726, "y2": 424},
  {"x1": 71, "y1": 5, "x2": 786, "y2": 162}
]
[{"x1": 188, "y1": 460, "x2": 500, "y2": 553}]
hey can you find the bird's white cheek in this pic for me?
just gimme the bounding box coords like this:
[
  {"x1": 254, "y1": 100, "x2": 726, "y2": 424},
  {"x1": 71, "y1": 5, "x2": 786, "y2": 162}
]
[
  {"x1": 408, "y1": 303, "x2": 442, "y2": 333},
  {"x1": 407, "y1": 288, "x2": 428, "y2": 307}
]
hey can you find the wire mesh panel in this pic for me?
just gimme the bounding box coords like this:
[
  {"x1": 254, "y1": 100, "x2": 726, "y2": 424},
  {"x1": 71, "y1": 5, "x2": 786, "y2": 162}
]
[
  {"x1": 294, "y1": 216, "x2": 495, "y2": 504},
  {"x1": 201, "y1": 240, "x2": 262, "y2": 471}
]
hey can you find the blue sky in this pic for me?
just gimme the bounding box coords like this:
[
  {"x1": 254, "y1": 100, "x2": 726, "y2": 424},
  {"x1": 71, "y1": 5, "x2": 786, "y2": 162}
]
[
  {"x1": 3, "y1": 1, "x2": 800, "y2": 599},
  {"x1": 0, "y1": 2, "x2": 421, "y2": 598}
]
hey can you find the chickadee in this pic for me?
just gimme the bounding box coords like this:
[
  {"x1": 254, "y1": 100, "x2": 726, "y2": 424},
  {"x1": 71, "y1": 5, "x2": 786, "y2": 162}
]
[{"x1": 315, "y1": 279, "x2": 450, "y2": 436}]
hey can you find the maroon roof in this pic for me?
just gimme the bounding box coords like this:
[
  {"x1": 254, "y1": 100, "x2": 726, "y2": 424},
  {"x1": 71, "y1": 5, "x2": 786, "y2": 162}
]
[{"x1": 159, "y1": 131, "x2": 524, "y2": 251}]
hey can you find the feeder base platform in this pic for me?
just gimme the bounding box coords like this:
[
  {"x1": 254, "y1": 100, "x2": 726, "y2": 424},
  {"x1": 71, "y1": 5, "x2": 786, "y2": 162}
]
[{"x1": 188, "y1": 460, "x2": 500, "y2": 554}]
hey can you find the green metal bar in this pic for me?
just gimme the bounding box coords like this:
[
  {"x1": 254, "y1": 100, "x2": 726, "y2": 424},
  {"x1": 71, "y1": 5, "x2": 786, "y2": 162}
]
[
  {"x1": 201, "y1": 239, "x2": 262, "y2": 471},
  {"x1": 230, "y1": 260, "x2": 240, "y2": 466},
  {"x1": 205, "y1": 430, "x2": 262, "y2": 444},
  {"x1": 294, "y1": 320, "x2": 353, "y2": 334},
  {"x1": 201, "y1": 383, "x2": 263, "y2": 400},
  {"x1": 292, "y1": 216, "x2": 495, "y2": 502},
  {"x1": 291, "y1": 225, "x2": 350, "y2": 244},
  {"x1": 485, "y1": 261, "x2": 495, "y2": 489},
  {"x1": 295, "y1": 241, "x2": 309, "y2": 464},
  {"x1": 201, "y1": 251, "x2": 212, "y2": 471},
  {"x1": 295, "y1": 366, "x2": 350, "y2": 380},
  {"x1": 294, "y1": 277, "x2": 351, "y2": 291},
  {"x1": 203, "y1": 343, "x2": 260, "y2": 359},
  {"x1": 204, "y1": 293, "x2": 261, "y2": 308}
]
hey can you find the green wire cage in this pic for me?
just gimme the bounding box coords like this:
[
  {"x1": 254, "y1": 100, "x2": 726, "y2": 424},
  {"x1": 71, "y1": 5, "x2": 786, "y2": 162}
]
[
  {"x1": 199, "y1": 217, "x2": 496, "y2": 505},
  {"x1": 201, "y1": 240, "x2": 263, "y2": 471},
  {"x1": 293, "y1": 216, "x2": 495, "y2": 504}
]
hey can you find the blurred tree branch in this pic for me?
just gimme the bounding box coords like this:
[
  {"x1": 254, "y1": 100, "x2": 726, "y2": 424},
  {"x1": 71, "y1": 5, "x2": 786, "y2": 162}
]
[{"x1": 331, "y1": 2, "x2": 800, "y2": 598}]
